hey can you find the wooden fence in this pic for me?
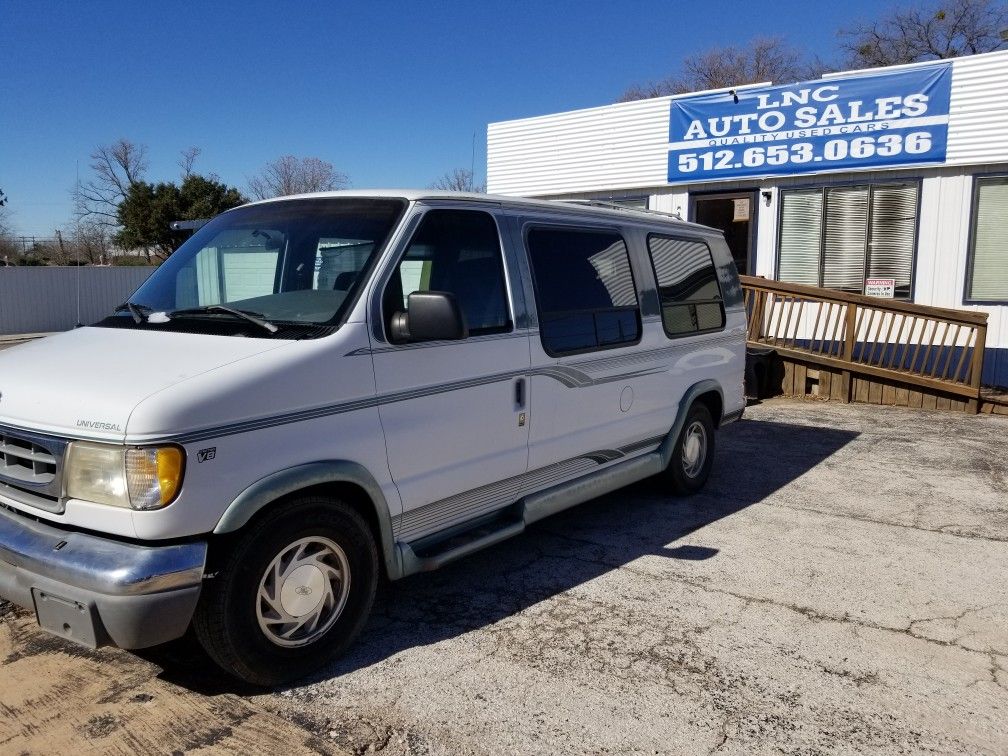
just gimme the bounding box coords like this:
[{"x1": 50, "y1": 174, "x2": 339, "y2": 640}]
[{"x1": 741, "y1": 276, "x2": 989, "y2": 412}]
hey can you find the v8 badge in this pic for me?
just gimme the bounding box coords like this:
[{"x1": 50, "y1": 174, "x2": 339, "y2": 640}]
[{"x1": 197, "y1": 447, "x2": 217, "y2": 463}]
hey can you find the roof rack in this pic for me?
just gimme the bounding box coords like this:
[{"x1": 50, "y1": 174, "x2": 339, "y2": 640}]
[{"x1": 555, "y1": 199, "x2": 684, "y2": 221}]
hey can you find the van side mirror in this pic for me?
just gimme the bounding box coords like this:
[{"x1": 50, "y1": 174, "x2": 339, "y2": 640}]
[{"x1": 389, "y1": 291, "x2": 468, "y2": 343}]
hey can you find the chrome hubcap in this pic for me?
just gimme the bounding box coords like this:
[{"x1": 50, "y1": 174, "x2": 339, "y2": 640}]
[
  {"x1": 256, "y1": 536, "x2": 350, "y2": 648},
  {"x1": 681, "y1": 421, "x2": 707, "y2": 478}
]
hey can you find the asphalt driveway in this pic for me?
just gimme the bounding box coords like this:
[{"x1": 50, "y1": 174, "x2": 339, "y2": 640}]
[{"x1": 2, "y1": 398, "x2": 1006, "y2": 754}]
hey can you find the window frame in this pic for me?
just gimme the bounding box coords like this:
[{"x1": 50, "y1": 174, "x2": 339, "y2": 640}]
[
  {"x1": 646, "y1": 233, "x2": 726, "y2": 340},
  {"x1": 688, "y1": 189, "x2": 759, "y2": 277},
  {"x1": 523, "y1": 222, "x2": 643, "y2": 358},
  {"x1": 379, "y1": 207, "x2": 514, "y2": 342},
  {"x1": 774, "y1": 177, "x2": 922, "y2": 302},
  {"x1": 963, "y1": 173, "x2": 1008, "y2": 306}
]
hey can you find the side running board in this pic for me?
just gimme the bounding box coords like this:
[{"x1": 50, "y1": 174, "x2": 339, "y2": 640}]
[{"x1": 397, "y1": 449, "x2": 665, "y2": 576}]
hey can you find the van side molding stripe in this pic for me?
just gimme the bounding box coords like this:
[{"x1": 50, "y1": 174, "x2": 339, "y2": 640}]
[{"x1": 130, "y1": 333, "x2": 741, "y2": 446}]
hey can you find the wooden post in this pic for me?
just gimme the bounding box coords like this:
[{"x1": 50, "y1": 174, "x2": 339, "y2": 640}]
[
  {"x1": 750, "y1": 289, "x2": 767, "y2": 343},
  {"x1": 841, "y1": 302, "x2": 857, "y2": 403},
  {"x1": 967, "y1": 322, "x2": 988, "y2": 413}
]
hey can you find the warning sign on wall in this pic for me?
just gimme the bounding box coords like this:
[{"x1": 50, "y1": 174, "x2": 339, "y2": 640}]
[{"x1": 865, "y1": 278, "x2": 896, "y2": 298}]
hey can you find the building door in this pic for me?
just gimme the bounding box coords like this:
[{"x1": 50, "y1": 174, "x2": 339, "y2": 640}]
[{"x1": 690, "y1": 191, "x2": 757, "y2": 275}]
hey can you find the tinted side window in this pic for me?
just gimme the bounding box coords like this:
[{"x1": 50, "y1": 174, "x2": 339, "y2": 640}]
[
  {"x1": 647, "y1": 235, "x2": 725, "y2": 337},
  {"x1": 526, "y1": 227, "x2": 640, "y2": 356},
  {"x1": 383, "y1": 210, "x2": 510, "y2": 337}
]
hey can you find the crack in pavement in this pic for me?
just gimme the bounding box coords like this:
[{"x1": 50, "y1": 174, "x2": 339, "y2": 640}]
[
  {"x1": 531, "y1": 530, "x2": 1005, "y2": 660},
  {"x1": 905, "y1": 606, "x2": 985, "y2": 637},
  {"x1": 762, "y1": 500, "x2": 1008, "y2": 544},
  {"x1": 708, "y1": 711, "x2": 732, "y2": 755},
  {"x1": 471, "y1": 585, "x2": 955, "y2": 754},
  {"x1": 986, "y1": 652, "x2": 1008, "y2": 694}
]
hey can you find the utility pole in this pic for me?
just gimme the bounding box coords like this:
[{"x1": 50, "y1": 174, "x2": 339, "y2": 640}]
[{"x1": 75, "y1": 159, "x2": 82, "y2": 325}]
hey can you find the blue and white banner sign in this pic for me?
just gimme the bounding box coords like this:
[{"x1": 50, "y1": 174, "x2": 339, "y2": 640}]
[{"x1": 667, "y1": 64, "x2": 952, "y2": 183}]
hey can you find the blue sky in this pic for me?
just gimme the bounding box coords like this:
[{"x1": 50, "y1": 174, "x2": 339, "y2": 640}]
[{"x1": 2, "y1": 0, "x2": 886, "y2": 235}]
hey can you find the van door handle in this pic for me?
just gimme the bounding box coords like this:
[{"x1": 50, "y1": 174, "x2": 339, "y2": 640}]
[{"x1": 515, "y1": 378, "x2": 526, "y2": 407}]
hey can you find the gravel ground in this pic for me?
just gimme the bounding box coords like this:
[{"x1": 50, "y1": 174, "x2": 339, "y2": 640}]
[{"x1": 2, "y1": 398, "x2": 1007, "y2": 754}]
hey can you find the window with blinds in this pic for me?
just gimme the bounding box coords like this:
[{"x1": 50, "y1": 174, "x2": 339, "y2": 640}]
[
  {"x1": 966, "y1": 177, "x2": 1008, "y2": 303},
  {"x1": 777, "y1": 182, "x2": 918, "y2": 299},
  {"x1": 778, "y1": 191, "x2": 822, "y2": 286}
]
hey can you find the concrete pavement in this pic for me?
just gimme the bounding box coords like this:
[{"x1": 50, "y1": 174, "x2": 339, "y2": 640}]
[{"x1": 255, "y1": 399, "x2": 1008, "y2": 755}]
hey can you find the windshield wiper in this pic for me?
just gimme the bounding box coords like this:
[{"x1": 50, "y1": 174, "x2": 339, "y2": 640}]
[
  {"x1": 169, "y1": 305, "x2": 279, "y2": 334},
  {"x1": 115, "y1": 302, "x2": 153, "y2": 324}
]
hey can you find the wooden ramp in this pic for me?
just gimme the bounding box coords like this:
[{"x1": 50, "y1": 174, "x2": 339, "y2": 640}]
[{"x1": 741, "y1": 276, "x2": 990, "y2": 413}]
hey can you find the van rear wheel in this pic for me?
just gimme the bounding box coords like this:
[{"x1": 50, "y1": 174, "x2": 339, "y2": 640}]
[
  {"x1": 193, "y1": 496, "x2": 378, "y2": 687},
  {"x1": 663, "y1": 403, "x2": 715, "y2": 495}
]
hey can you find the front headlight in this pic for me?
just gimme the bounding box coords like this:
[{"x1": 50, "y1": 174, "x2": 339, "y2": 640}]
[
  {"x1": 65, "y1": 442, "x2": 129, "y2": 508},
  {"x1": 65, "y1": 442, "x2": 185, "y2": 510}
]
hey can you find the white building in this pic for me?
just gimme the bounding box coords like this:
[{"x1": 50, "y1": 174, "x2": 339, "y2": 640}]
[{"x1": 487, "y1": 49, "x2": 1008, "y2": 388}]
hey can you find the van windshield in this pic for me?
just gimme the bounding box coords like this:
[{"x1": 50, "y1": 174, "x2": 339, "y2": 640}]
[{"x1": 105, "y1": 197, "x2": 406, "y2": 336}]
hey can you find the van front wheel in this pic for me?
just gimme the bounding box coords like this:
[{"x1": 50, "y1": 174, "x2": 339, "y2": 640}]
[
  {"x1": 193, "y1": 496, "x2": 378, "y2": 686},
  {"x1": 663, "y1": 403, "x2": 715, "y2": 495}
]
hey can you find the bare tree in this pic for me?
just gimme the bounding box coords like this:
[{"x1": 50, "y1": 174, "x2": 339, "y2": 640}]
[
  {"x1": 179, "y1": 146, "x2": 201, "y2": 179},
  {"x1": 0, "y1": 234, "x2": 17, "y2": 264},
  {"x1": 840, "y1": 0, "x2": 1008, "y2": 68},
  {"x1": 246, "y1": 156, "x2": 349, "y2": 200},
  {"x1": 0, "y1": 187, "x2": 10, "y2": 236},
  {"x1": 0, "y1": 190, "x2": 16, "y2": 264},
  {"x1": 428, "y1": 168, "x2": 486, "y2": 193},
  {"x1": 55, "y1": 220, "x2": 113, "y2": 265},
  {"x1": 619, "y1": 37, "x2": 817, "y2": 101},
  {"x1": 77, "y1": 139, "x2": 149, "y2": 229}
]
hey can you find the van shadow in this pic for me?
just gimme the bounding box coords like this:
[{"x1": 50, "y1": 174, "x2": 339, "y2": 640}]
[{"x1": 143, "y1": 417, "x2": 858, "y2": 694}]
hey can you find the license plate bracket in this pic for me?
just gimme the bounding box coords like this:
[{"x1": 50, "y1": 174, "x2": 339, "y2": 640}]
[{"x1": 31, "y1": 588, "x2": 100, "y2": 648}]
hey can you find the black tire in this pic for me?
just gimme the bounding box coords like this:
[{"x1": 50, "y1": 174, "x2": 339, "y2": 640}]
[
  {"x1": 663, "y1": 402, "x2": 716, "y2": 495},
  {"x1": 192, "y1": 496, "x2": 378, "y2": 687}
]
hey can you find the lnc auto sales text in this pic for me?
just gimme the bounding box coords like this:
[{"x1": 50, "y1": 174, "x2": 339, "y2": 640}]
[{"x1": 680, "y1": 85, "x2": 931, "y2": 144}]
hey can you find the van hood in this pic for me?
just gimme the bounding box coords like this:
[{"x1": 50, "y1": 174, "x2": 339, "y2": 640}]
[{"x1": 0, "y1": 327, "x2": 288, "y2": 441}]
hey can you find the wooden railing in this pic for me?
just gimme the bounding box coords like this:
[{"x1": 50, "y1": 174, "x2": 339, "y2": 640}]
[{"x1": 740, "y1": 275, "x2": 989, "y2": 408}]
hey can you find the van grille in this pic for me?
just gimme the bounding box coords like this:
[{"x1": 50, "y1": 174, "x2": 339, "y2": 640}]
[
  {"x1": 0, "y1": 427, "x2": 67, "y2": 514},
  {"x1": 0, "y1": 434, "x2": 57, "y2": 482}
]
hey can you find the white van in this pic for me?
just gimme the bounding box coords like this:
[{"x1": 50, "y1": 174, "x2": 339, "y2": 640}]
[{"x1": 0, "y1": 192, "x2": 745, "y2": 684}]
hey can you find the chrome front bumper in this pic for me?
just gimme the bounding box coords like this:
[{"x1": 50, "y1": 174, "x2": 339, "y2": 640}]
[{"x1": 0, "y1": 504, "x2": 207, "y2": 649}]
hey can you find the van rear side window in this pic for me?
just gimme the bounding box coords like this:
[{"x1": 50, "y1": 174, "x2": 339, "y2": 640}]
[
  {"x1": 647, "y1": 235, "x2": 725, "y2": 338},
  {"x1": 525, "y1": 227, "x2": 640, "y2": 356}
]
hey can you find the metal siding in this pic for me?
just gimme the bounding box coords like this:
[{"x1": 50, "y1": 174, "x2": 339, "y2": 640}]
[
  {"x1": 946, "y1": 51, "x2": 1008, "y2": 165},
  {"x1": 0, "y1": 267, "x2": 154, "y2": 335},
  {"x1": 487, "y1": 98, "x2": 672, "y2": 196},
  {"x1": 487, "y1": 50, "x2": 1008, "y2": 198}
]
